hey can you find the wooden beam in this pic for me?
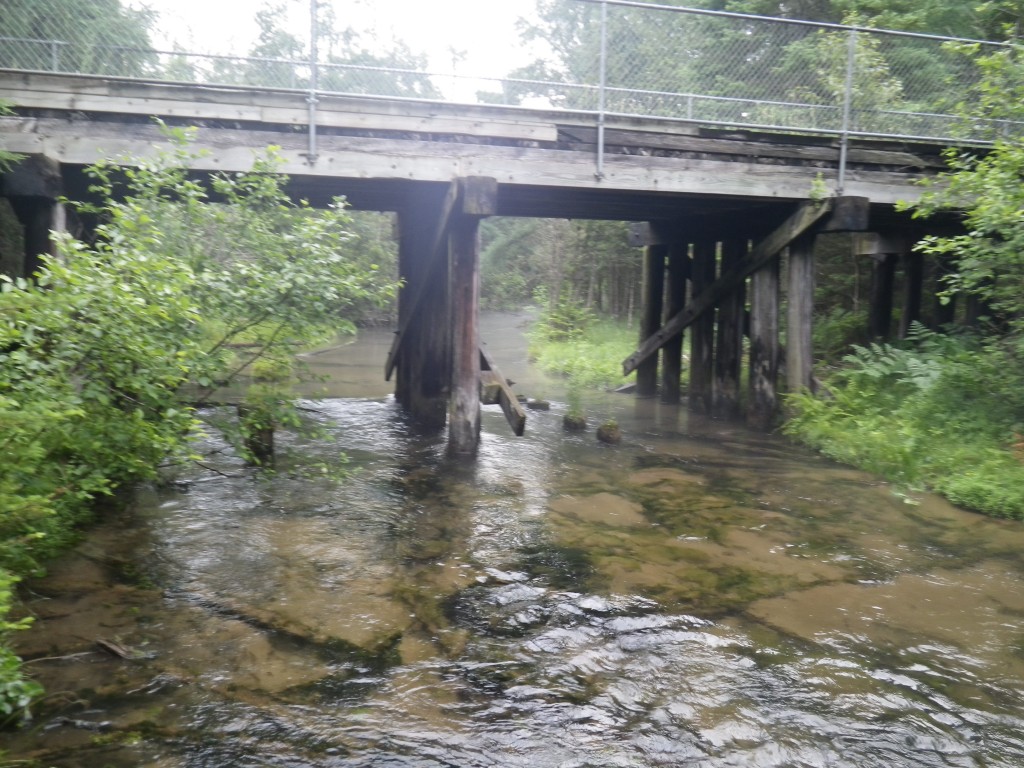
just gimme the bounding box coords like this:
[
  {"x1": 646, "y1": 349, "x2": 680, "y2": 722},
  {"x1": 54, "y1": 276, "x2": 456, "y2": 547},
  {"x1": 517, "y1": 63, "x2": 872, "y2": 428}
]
[
  {"x1": 392, "y1": 187, "x2": 450, "y2": 425},
  {"x1": 480, "y1": 347, "x2": 526, "y2": 437},
  {"x1": 689, "y1": 238, "x2": 716, "y2": 414},
  {"x1": 748, "y1": 255, "x2": 781, "y2": 430},
  {"x1": 713, "y1": 237, "x2": 746, "y2": 418},
  {"x1": 385, "y1": 180, "x2": 459, "y2": 381},
  {"x1": 385, "y1": 177, "x2": 497, "y2": 382},
  {"x1": 627, "y1": 207, "x2": 782, "y2": 248},
  {"x1": 636, "y1": 243, "x2": 667, "y2": 396},
  {"x1": 448, "y1": 214, "x2": 482, "y2": 455},
  {"x1": 661, "y1": 242, "x2": 689, "y2": 405},
  {"x1": 899, "y1": 251, "x2": 923, "y2": 339},
  {"x1": 868, "y1": 253, "x2": 897, "y2": 340},
  {"x1": 622, "y1": 198, "x2": 837, "y2": 376},
  {"x1": 786, "y1": 233, "x2": 816, "y2": 394}
]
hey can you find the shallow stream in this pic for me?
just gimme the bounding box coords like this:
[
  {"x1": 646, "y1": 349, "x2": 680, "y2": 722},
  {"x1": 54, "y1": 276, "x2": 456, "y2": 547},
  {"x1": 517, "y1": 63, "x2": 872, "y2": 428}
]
[{"x1": 9, "y1": 313, "x2": 1024, "y2": 767}]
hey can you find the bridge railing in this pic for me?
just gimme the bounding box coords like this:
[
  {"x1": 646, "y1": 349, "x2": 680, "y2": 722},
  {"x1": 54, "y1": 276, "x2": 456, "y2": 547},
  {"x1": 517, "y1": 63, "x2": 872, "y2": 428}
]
[{"x1": 0, "y1": 0, "x2": 1015, "y2": 182}]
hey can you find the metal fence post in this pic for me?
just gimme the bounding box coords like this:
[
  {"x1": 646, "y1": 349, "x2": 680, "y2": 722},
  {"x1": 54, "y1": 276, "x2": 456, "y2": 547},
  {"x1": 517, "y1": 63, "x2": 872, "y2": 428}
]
[
  {"x1": 50, "y1": 40, "x2": 60, "y2": 72},
  {"x1": 596, "y1": 0, "x2": 608, "y2": 180},
  {"x1": 306, "y1": 0, "x2": 320, "y2": 165},
  {"x1": 837, "y1": 28, "x2": 856, "y2": 195}
]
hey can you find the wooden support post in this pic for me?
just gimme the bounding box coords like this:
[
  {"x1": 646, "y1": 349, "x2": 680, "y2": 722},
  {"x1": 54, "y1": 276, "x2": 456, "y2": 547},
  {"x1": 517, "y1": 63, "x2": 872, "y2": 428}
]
[
  {"x1": 748, "y1": 255, "x2": 780, "y2": 430},
  {"x1": 393, "y1": 186, "x2": 450, "y2": 427},
  {"x1": 868, "y1": 253, "x2": 896, "y2": 340},
  {"x1": 899, "y1": 251, "x2": 923, "y2": 339},
  {"x1": 713, "y1": 237, "x2": 745, "y2": 418},
  {"x1": 689, "y1": 238, "x2": 716, "y2": 414},
  {"x1": 623, "y1": 198, "x2": 848, "y2": 377},
  {"x1": 2, "y1": 156, "x2": 65, "y2": 278},
  {"x1": 637, "y1": 242, "x2": 666, "y2": 397},
  {"x1": 8, "y1": 197, "x2": 65, "y2": 278},
  {"x1": 448, "y1": 215, "x2": 482, "y2": 455},
  {"x1": 480, "y1": 347, "x2": 526, "y2": 436},
  {"x1": 661, "y1": 242, "x2": 689, "y2": 404},
  {"x1": 786, "y1": 233, "x2": 816, "y2": 394},
  {"x1": 447, "y1": 177, "x2": 498, "y2": 456}
]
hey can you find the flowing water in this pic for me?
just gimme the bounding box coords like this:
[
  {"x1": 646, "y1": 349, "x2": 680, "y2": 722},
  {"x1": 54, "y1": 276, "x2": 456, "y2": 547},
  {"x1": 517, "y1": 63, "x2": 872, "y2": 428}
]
[{"x1": 9, "y1": 313, "x2": 1024, "y2": 767}]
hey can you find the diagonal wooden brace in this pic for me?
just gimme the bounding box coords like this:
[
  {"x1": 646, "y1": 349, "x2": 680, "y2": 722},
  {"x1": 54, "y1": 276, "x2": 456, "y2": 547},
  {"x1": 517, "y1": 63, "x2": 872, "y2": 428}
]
[
  {"x1": 385, "y1": 176, "x2": 497, "y2": 381},
  {"x1": 621, "y1": 197, "x2": 866, "y2": 376}
]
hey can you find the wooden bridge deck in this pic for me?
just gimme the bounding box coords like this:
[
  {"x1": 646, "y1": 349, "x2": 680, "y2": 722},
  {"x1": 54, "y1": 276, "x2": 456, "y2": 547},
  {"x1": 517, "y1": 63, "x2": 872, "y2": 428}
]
[{"x1": 0, "y1": 70, "x2": 946, "y2": 220}]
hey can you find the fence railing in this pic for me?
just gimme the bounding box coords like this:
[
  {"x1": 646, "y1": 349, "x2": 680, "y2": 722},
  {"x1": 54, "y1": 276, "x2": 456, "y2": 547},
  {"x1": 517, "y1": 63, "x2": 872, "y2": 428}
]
[{"x1": 0, "y1": 0, "x2": 1013, "y2": 187}]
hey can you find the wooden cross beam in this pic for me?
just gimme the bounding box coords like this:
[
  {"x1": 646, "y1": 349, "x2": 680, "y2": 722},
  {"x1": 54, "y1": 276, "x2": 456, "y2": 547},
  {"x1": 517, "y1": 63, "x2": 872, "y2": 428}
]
[
  {"x1": 384, "y1": 176, "x2": 497, "y2": 381},
  {"x1": 480, "y1": 346, "x2": 526, "y2": 436},
  {"x1": 621, "y1": 197, "x2": 868, "y2": 376}
]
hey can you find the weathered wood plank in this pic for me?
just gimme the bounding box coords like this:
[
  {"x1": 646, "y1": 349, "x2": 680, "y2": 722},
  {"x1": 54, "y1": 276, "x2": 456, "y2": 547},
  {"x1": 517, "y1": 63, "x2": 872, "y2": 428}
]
[
  {"x1": 4, "y1": 89, "x2": 265, "y2": 121},
  {"x1": 448, "y1": 214, "x2": 482, "y2": 455},
  {"x1": 560, "y1": 125, "x2": 946, "y2": 168},
  {"x1": 786, "y1": 233, "x2": 816, "y2": 394},
  {"x1": 689, "y1": 238, "x2": 716, "y2": 414},
  {"x1": 480, "y1": 370, "x2": 503, "y2": 405},
  {"x1": 385, "y1": 179, "x2": 460, "y2": 381},
  {"x1": 480, "y1": 347, "x2": 526, "y2": 437},
  {"x1": 1, "y1": 117, "x2": 929, "y2": 205},
  {"x1": 622, "y1": 198, "x2": 835, "y2": 376},
  {"x1": 393, "y1": 187, "x2": 450, "y2": 426},
  {"x1": 661, "y1": 242, "x2": 689, "y2": 405},
  {"x1": 748, "y1": 255, "x2": 780, "y2": 430},
  {"x1": 637, "y1": 243, "x2": 666, "y2": 397},
  {"x1": 713, "y1": 237, "x2": 745, "y2": 418}
]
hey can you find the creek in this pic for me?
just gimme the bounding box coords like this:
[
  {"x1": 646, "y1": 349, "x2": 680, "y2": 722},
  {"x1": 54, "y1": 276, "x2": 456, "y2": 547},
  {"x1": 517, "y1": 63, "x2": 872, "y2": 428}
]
[{"x1": 9, "y1": 312, "x2": 1024, "y2": 767}]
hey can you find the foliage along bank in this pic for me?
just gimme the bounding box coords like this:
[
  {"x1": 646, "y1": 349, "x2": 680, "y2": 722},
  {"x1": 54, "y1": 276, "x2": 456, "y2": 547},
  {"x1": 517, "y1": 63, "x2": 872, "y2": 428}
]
[
  {"x1": 0, "y1": 126, "x2": 397, "y2": 723},
  {"x1": 787, "y1": 44, "x2": 1024, "y2": 520}
]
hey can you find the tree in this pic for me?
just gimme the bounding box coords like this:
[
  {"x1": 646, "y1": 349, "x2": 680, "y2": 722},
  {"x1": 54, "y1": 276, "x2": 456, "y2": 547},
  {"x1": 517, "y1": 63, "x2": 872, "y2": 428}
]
[
  {"x1": 0, "y1": 0, "x2": 155, "y2": 76},
  {"x1": 907, "y1": 45, "x2": 1024, "y2": 333}
]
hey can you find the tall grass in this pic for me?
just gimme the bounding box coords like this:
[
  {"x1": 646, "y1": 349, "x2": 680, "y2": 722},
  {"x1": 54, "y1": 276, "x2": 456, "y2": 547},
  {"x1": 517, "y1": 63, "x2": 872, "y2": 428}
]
[
  {"x1": 786, "y1": 325, "x2": 1024, "y2": 518},
  {"x1": 527, "y1": 301, "x2": 637, "y2": 391}
]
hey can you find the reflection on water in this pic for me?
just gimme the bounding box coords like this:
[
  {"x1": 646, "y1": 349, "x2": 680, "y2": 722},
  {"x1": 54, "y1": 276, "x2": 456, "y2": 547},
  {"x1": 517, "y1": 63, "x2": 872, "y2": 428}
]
[{"x1": 11, "y1": 313, "x2": 1024, "y2": 767}]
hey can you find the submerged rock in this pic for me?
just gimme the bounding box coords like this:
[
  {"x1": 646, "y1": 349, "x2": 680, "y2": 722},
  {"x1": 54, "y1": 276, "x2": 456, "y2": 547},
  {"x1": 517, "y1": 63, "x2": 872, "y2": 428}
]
[
  {"x1": 563, "y1": 413, "x2": 587, "y2": 432},
  {"x1": 596, "y1": 420, "x2": 622, "y2": 444}
]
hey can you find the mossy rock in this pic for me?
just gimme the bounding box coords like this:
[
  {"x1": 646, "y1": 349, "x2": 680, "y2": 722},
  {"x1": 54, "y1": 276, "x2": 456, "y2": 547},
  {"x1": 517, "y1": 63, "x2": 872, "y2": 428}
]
[
  {"x1": 597, "y1": 420, "x2": 621, "y2": 444},
  {"x1": 563, "y1": 413, "x2": 587, "y2": 432}
]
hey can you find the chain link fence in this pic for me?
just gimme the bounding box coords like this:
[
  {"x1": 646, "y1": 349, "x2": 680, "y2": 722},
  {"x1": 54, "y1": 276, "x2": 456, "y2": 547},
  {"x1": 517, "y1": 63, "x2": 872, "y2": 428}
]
[{"x1": 0, "y1": 0, "x2": 1011, "y2": 144}]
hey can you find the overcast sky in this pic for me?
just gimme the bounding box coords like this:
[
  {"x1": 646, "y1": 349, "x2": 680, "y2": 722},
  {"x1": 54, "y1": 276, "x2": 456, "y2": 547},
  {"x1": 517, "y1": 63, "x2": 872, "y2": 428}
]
[{"x1": 133, "y1": 0, "x2": 541, "y2": 82}]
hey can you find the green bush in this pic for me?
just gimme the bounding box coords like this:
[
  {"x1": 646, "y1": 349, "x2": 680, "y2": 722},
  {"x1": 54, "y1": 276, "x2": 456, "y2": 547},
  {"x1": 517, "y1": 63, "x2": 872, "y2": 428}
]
[{"x1": 0, "y1": 125, "x2": 396, "y2": 719}]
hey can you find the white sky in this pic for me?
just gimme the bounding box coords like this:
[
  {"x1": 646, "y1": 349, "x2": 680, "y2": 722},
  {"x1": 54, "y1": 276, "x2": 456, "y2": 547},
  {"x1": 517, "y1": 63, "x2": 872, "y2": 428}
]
[{"x1": 131, "y1": 0, "x2": 543, "y2": 97}]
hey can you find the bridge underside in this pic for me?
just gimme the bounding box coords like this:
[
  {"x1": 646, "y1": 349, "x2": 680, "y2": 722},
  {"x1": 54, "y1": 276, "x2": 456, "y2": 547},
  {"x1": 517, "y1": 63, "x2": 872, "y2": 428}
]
[{"x1": 0, "y1": 72, "x2": 965, "y2": 453}]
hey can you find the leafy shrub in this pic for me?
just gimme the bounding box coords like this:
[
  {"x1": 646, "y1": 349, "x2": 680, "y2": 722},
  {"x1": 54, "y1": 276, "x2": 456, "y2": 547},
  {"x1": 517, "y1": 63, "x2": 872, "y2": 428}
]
[{"x1": 0, "y1": 124, "x2": 397, "y2": 719}]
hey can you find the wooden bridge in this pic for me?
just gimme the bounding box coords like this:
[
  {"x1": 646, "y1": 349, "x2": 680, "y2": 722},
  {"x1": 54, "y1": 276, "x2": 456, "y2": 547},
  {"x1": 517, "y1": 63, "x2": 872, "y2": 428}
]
[{"x1": 0, "y1": 70, "x2": 958, "y2": 453}]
